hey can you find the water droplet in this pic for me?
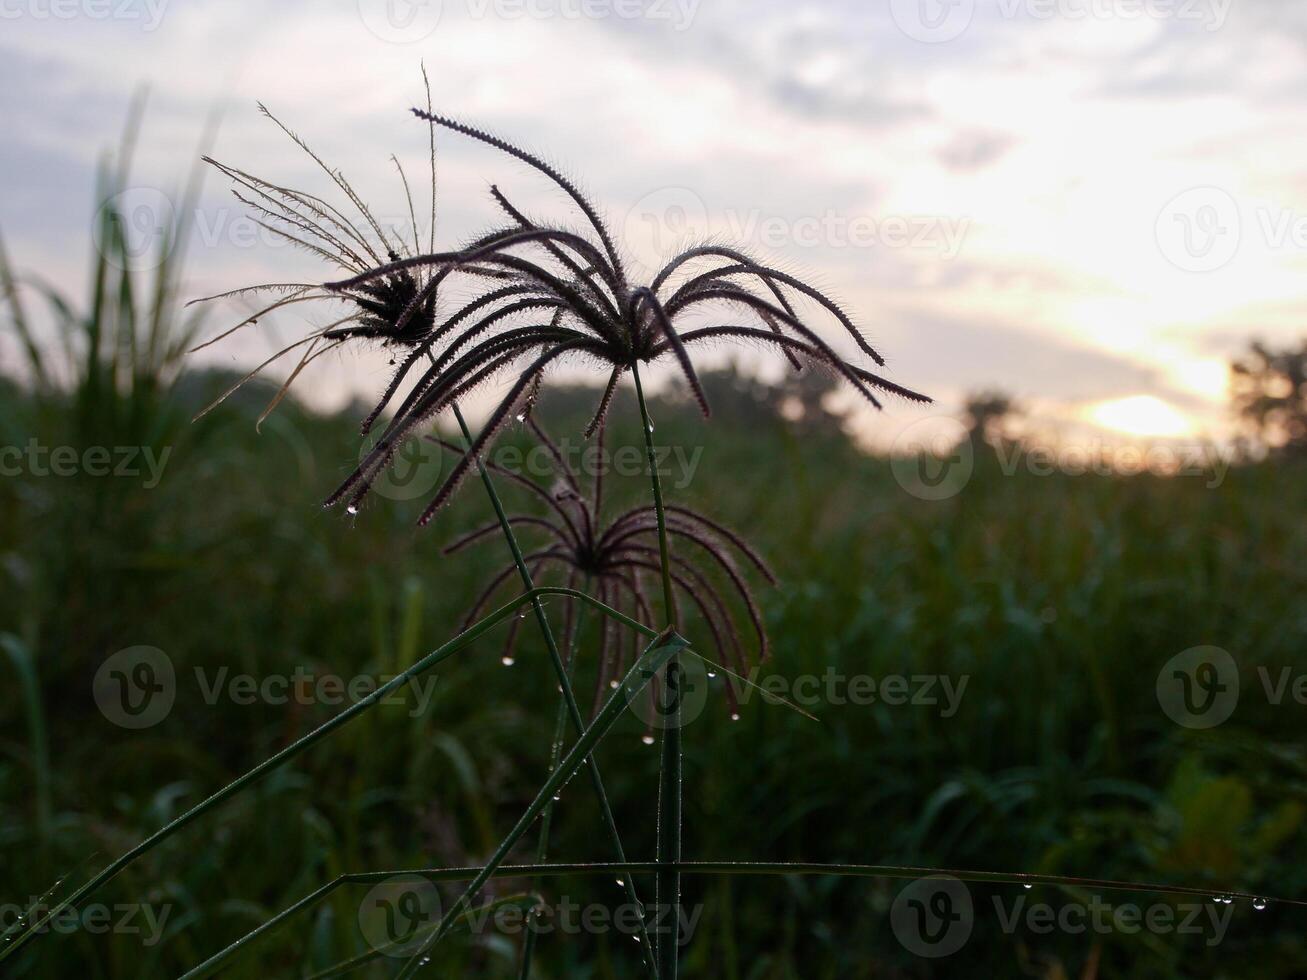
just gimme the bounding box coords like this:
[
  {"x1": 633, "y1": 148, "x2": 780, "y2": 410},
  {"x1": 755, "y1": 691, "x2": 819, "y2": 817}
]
[
  {"x1": 609, "y1": 679, "x2": 620, "y2": 689},
  {"x1": 707, "y1": 670, "x2": 717, "y2": 679},
  {"x1": 1023, "y1": 883, "x2": 1033, "y2": 890},
  {"x1": 616, "y1": 878, "x2": 625, "y2": 887},
  {"x1": 552, "y1": 793, "x2": 561, "y2": 802},
  {"x1": 730, "y1": 712, "x2": 741, "y2": 721},
  {"x1": 641, "y1": 734, "x2": 655, "y2": 745},
  {"x1": 1254, "y1": 897, "x2": 1268, "y2": 910},
  {"x1": 515, "y1": 413, "x2": 526, "y2": 422},
  {"x1": 346, "y1": 504, "x2": 359, "y2": 516},
  {"x1": 633, "y1": 935, "x2": 641, "y2": 943},
  {"x1": 501, "y1": 656, "x2": 515, "y2": 667}
]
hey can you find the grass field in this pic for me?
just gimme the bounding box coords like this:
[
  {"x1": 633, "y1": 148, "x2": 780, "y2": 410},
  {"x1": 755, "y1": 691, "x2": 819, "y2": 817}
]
[{"x1": 3, "y1": 355, "x2": 1306, "y2": 977}]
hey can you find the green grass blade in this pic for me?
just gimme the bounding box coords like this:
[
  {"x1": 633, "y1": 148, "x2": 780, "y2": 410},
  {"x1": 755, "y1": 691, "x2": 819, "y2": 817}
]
[
  {"x1": 0, "y1": 634, "x2": 51, "y2": 852},
  {"x1": 341, "y1": 861, "x2": 1307, "y2": 906},
  {"x1": 0, "y1": 228, "x2": 50, "y2": 390}
]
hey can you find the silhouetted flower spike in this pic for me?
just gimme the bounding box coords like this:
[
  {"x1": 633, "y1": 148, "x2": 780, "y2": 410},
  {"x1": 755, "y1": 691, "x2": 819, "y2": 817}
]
[
  {"x1": 326, "y1": 331, "x2": 589, "y2": 516},
  {"x1": 630, "y1": 288, "x2": 710, "y2": 418},
  {"x1": 315, "y1": 110, "x2": 927, "y2": 521},
  {"x1": 410, "y1": 109, "x2": 628, "y2": 286},
  {"x1": 488, "y1": 184, "x2": 620, "y2": 318},
  {"x1": 188, "y1": 80, "x2": 446, "y2": 424},
  {"x1": 585, "y1": 367, "x2": 623, "y2": 439},
  {"x1": 436, "y1": 422, "x2": 771, "y2": 713}
]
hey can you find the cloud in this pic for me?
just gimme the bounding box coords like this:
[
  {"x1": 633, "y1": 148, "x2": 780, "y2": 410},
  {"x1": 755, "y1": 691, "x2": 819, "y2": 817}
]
[
  {"x1": 5, "y1": 0, "x2": 1307, "y2": 436},
  {"x1": 936, "y1": 130, "x2": 1015, "y2": 173}
]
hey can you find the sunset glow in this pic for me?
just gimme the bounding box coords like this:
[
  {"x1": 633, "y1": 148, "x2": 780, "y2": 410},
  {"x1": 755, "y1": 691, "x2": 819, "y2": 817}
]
[{"x1": 1086, "y1": 395, "x2": 1196, "y2": 439}]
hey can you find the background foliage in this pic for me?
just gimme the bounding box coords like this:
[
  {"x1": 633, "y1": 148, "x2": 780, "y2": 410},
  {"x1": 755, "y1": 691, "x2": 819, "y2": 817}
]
[{"x1": 3, "y1": 138, "x2": 1307, "y2": 979}]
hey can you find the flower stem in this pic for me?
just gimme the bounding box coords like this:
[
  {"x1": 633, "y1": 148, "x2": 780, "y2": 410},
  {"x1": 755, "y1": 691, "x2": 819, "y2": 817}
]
[
  {"x1": 630, "y1": 364, "x2": 682, "y2": 979},
  {"x1": 451, "y1": 403, "x2": 659, "y2": 978},
  {"x1": 519, "y1": 578, "x2": 588, "y2": 980}
]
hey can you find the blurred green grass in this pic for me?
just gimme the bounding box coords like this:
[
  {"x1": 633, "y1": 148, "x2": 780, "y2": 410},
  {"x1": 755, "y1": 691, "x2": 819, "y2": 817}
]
[{"x1": 2, "y1": 362, "x2": 1307, "y2": 977}]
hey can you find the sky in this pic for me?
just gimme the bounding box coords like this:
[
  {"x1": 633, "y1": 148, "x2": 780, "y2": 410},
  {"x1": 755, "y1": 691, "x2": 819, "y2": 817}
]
[{"x1": 4, "y1": 0, "x2": 1307, "y2": 450}]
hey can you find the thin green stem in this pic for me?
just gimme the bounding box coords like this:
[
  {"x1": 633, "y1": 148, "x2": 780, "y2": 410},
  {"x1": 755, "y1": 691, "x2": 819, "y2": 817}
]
[
  {"x1": 519, "y1": 576, "x2": 591, "y2": 980},
  {"x1": 0, "y1": 587, "x2": 654, "y2": 966},
  {"x1": 631, "y1": 363, "x2": 681, "y2": 979},
  {"x1": 392, "y1": 629, "x2": 690, "y2": 980},
  {"x1": 451, "y1": 403, "x2": 659, "y2": 977},
  {"x1": 630, "y1": 366, "x2": 676, "y2": 623}
]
